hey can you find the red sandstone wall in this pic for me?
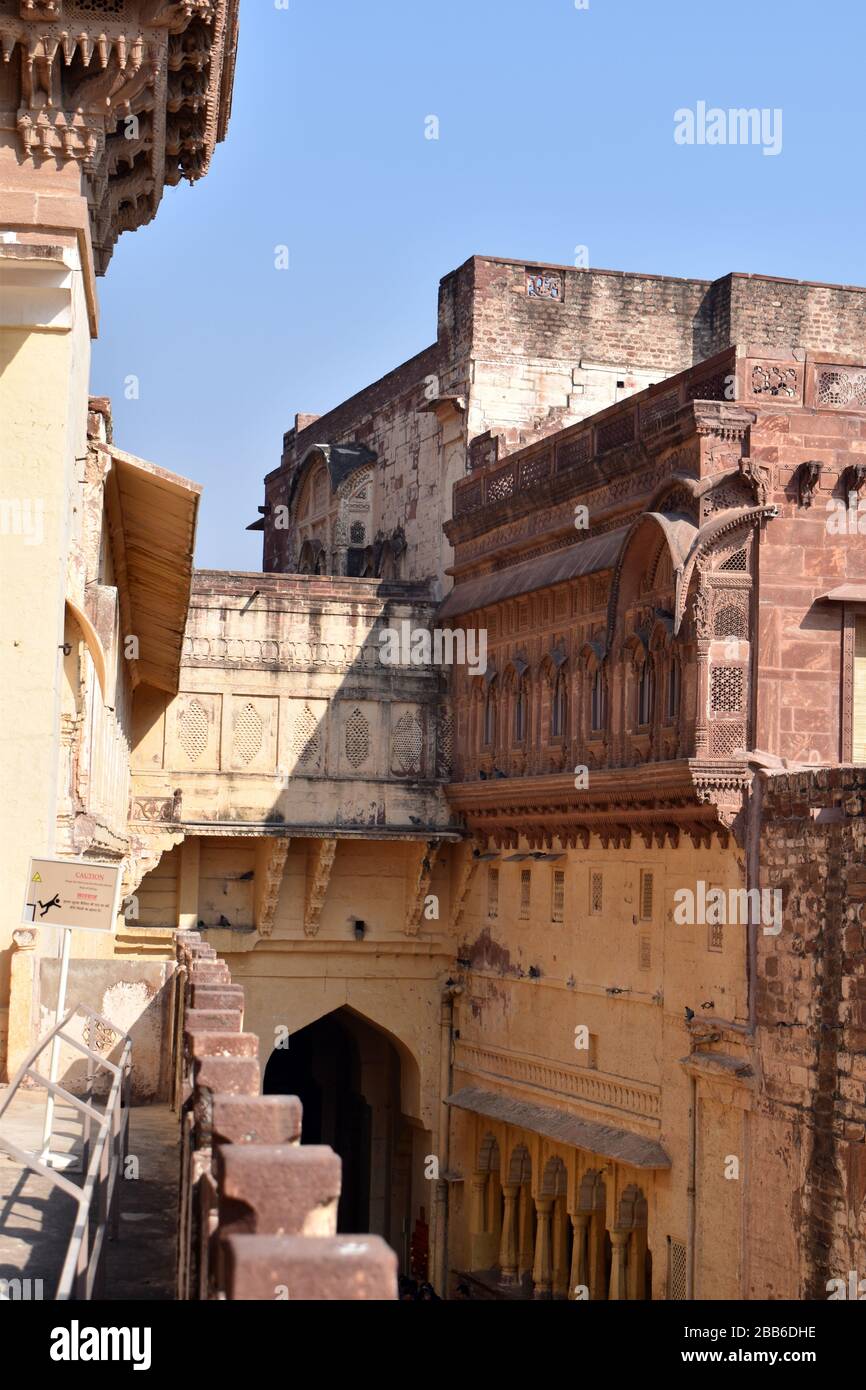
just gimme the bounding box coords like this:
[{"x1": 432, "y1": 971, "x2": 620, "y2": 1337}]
[{"x1": 750, "y1": 768, "x2": 866, "y2": 1299}]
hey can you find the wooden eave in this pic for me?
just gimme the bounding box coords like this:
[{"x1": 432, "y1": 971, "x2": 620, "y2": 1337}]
[
  {"x1": 103, "y1": 446, "x2": 201, "y2": 695},
  {"x1": 446, "y1": 761, "x2": 730, "y2": 840}
]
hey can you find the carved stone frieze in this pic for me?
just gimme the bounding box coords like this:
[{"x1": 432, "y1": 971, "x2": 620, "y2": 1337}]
[{"x1": 0, "y1": 0, "x2": 239, "y2": 271}]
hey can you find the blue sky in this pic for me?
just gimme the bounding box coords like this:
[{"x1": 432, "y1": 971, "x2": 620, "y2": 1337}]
[{"x1": 92, "y1": 0, "x2": 866, "y2": 570}]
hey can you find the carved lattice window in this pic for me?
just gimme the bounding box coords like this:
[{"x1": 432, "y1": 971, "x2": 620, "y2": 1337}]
[
  {"x1": 551, "y1": 869, "x2": 565, "y2": 923},
  {"x1": 487, "y1": 867, "x2": 499, "y2": 920},
  {"x1": 487, "y1": 467, "x2": 516, "y2": 504},
  {"x1": 589, "y1": 871, "x2": 603, "y2": 916},
  {"x1": 179, "y1": 699, "x2": 208, "y2": 763},
  {"x1": 714, "y1": 602, "x2": 749, "y2": 640},
  {"x1": 235, "y1": 702, "x2": 264, "y2": 765},
  {"x1": 718, "y1": 546, "x2": 748, "y2": 572},
  {"x1": 519, "y1": 869, "x2": 532, "y2": 920},
  {"x1": 640, "y1": 870, "x2": 654, "y2": 921},
  {"x1": 392, "y1": 711, "x2": 423, "y2": 775},
  {"x1": 77, "y1": 0, "x2": 124, "y2": 11},
  {"x1": 710, "y1": 666, "x2": 744, "y2": 714},
  {"x1": 345, "y1": 708, "x2": 371, "y2": 769},
  {"x1": 711, "y1": 723, "x2": 746, "y2": 757},
  {"x1": 291, "y1": 704, "x2": 320, "y2": 768},
  {"x1": 639, "y1": 933, "x2": 652, "y2": 971},
  {"x1": 350, "y1": 521, "x2": 365, "y2": 545},
  {"x1": 817, "y1": 369, "x2": 866, "y2": 408},
  {"x1": 668, "y1": 1240, "x2": 687, "y2": 1300},
  {"x1": 436, "y1": 711, "x2": 454, "y2": 778}
]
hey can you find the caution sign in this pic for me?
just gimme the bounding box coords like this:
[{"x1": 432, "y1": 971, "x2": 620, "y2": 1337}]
[{"x1": 22, "y1": 857, "x2": 122, "y2": 934}]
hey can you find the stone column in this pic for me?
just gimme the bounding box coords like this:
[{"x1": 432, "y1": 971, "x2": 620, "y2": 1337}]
[
  {"x1": 608, "y1": 1230, "x2": 630, "y2": 1300},
  {"x1": 628, "y1": 1227, "x2": 647, "y2": 1300},
  {"x1": 498, "y1": 1183, "x2": 520, "y2": 1286},
  {"x1": 569, "y1": 1211, "x2": 590, "y2": 1299},
  {"x1": 552, "y1": 1195, "x2": 570, "y2": 1298},
  {"x1": 518, "y1": 1183, "x2": 534, "y2": 1281},
  {"x1": 468, "y1": 1170, "x2": 488, "y2": 1270},
  {"x1": 531, "y1": 1196, "x2": 554, "y2": 1298}
]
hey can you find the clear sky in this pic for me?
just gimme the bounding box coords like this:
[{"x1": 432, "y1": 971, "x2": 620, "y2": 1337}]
[{"x1": 91, "y1": 0, "x2": 866, "y2": 570}]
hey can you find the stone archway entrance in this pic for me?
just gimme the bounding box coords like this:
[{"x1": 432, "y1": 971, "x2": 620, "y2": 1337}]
[{"x1": 262, "y1": 1007, "x2": 420, "y2": 1264}]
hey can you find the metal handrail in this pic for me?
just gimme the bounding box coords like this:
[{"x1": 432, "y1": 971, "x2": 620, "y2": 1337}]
[{"x1": 0, "y1": 1004, "x2": 132, "y2": 1300}]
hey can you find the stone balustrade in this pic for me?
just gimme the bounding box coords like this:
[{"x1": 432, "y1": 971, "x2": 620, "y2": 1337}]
[{"x1": 174, "y1": 930, "x2": 397, "y2": 1300}]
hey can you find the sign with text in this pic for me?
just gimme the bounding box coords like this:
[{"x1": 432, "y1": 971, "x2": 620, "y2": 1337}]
[{"x1": 22, "y1": 857, "x2": 122, "y2": 934}]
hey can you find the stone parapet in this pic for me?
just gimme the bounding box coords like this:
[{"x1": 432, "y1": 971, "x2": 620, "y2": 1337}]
[{"x1": 174, "y1": 930, "x2": 396, "y2": 1300}]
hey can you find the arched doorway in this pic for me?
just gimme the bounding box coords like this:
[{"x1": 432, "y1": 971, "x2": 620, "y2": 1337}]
[{"x1": 262, "y1": 1008, "x2": 420, "y2": 1266}]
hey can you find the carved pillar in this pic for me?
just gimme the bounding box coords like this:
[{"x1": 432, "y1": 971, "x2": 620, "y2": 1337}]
[
  {"x1": 608, "y1": 1230, "x2": 630, "y2": 1300},
  {"x1": 589, "y1": 1211, "x2": 607, "y2": 1300},
  {"x1": 552, "y1": 1194, "x2": 570, "y2": 1298},
  {"x1": 517, "y1": 1182, "x2": 534, "y2": 1281},
  {"x1": 628, "y1": 1227, "x2": 648, "y2": 1300},
  {"x1": 569, "y1": 1210, "x2": 590, "y2": 1299},
  {"x1": 498, "y1": 1182, "x2": 520, "y2": 1286},
  {"x1": 531, "y1": 1195, "x2": 554, "y2": 1298},
  {"x1": 468, "y1": 1170, "x2": 488, "y2": 1270}
]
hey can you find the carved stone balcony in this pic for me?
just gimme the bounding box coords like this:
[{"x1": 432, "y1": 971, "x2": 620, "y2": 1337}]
[{"x1": 0, "y1": 0, "x2": 240, "y2": 272}]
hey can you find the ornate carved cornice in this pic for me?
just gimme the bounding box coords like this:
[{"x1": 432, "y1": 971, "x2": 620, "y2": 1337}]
[
  {"x1": 0, "y1": 0, "x2": 239, "y2": 272},
  {"x1": 446, "y1": 760, "x2": 742, "y2": 848}
]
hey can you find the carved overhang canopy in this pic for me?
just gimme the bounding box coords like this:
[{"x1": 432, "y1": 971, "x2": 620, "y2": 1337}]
[
  {"x1": 439, "y1": 526, "x2": 627, "y2": 619},
  {"x1": 446, "y1": 759, "x2": 747, "y2": 849},
  {"x1": 0, "y1": 0, "x2": 240, "y2": 272},
  {"x1": 102, "y1": 442, "x2": 201, "y2": 694},
  {"x1": 446, "y1": 1086, "x2": 671, "y2": 1170},
  {"x1": 289, "y1": 441, "x2": 379, "y2": 509}
]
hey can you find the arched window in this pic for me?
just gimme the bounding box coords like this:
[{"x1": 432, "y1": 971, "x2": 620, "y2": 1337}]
[
  {"x1": 667, "y1": 657, "x2": 681, "y2": 721},
  {"x1": 551, "y1": 667, "x2": 568, "y2": 739},
  {"x1": 514, "y1": 673, "x2": 529, "y2": 742},
  {"x1": 590, "y1": 666, "x2": 605, "y2": 734},
  {"x1": 637, "y1": 657, "x2": 655, "y2": 727},
  {"x1": 483, "y1": 685, "x2": 497, "y2": 747}
]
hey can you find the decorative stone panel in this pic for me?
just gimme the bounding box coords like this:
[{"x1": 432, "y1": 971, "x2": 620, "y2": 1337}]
[
  {"x1": 282, "y1": 698, "x2": 327, "y2": 776},
  {"x1": 336, "y1": 700, "x2": 378, "y2": 778},
  {"x1": 228, "y1": 696, "x2": 277, "y2": 773},
  {"x1": 389, "y1": 705, "x2": 424, "y2": 778},
  {"x1": 170, "y1": 693, "x2": 221, "y2": 771}
]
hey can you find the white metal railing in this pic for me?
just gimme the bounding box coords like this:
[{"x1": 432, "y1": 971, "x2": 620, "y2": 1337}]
[{"x1": 0, "y1": 1004, "x2": 131, "y2": 1299}]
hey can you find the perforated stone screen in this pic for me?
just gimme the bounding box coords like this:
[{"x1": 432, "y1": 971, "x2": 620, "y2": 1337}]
[
  {"x1": 178, "y1": 699, "x2": 208, "y2": 763},
  {"x1": 345, "y1": 707, "x2": 371, "y2": 769}
]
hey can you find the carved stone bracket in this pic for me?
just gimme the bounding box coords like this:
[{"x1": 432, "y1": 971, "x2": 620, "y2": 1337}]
[
  {"x1": 842, "y1": 462, "x2": 866, "y2": 506},
  {"x1": 737, "y1": 457, "x2": 770, "y2": 508},
  {"x1": 303, "y1": 837, "x2": 337, "y2": 937},
  {"x1": 405, "y1": 840, "x2": 442, "y2": 936},
  {"x1": 255, "y1": 837, "x2": 290, "y2": 939},
  {"x1": 797, "y1": 460, "x2": 821, "y2": 508},
  {"x1": 450, "y1": 837, "x2": 484, "y2": 932}
]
